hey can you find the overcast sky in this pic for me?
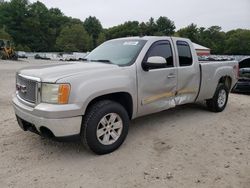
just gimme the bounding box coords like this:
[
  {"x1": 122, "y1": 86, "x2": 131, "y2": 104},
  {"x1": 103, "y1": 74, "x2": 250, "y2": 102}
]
[{"x1": 29, "y1": 0, "x2": 250, "y2": 31}]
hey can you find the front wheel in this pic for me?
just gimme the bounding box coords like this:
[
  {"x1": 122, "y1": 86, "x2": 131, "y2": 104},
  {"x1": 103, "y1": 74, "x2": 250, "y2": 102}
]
[
  {"x1": 206, "y1": 84, "x2": 229, "y2": 112},
  {"x1": 81, "y1": 100, "x2": 129, "y2": 155}
]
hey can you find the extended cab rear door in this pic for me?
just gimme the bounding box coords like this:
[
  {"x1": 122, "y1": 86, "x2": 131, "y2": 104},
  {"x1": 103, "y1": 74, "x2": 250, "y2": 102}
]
[
  {"x1": 137, "y1": 39, "x2": 177, "y2": 116},
  {"x1": 171, "y1": 38, "x2": 200, "y2": 105}
]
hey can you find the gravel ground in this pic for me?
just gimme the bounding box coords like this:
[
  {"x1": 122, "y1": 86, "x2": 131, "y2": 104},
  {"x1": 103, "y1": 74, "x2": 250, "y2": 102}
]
[{"x1": 0, "y1": 59, "x2": 250, "y2": 188}]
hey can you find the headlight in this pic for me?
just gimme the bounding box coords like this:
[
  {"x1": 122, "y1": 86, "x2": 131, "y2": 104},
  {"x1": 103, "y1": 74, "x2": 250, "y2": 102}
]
[{"x1": 41, "y1": 83, "x2": 70, "y2": 104}]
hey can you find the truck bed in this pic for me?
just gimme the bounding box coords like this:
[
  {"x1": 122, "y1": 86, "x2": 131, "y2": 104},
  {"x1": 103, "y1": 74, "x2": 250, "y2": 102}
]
[{"x1": 196, "y1": 60, "x2": 238, "y2": 101}]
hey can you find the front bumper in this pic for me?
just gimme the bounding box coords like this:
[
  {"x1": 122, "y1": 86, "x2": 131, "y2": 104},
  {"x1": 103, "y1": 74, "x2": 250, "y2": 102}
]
[{"x1": 12, "y1": 96, "x2": 82, "y2": 137}]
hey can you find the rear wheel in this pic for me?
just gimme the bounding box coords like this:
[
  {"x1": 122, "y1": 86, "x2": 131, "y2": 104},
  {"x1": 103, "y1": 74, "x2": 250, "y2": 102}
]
[
  {"x1": 206, "y1": 84, "x2": 229, "y2": 112},
  {"x1": 81, "y1": 100, "x2": 129, "y2": 155}
]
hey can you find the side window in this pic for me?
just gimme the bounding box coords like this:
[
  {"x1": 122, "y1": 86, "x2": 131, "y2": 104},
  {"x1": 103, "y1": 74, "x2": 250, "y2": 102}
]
[
  {"x1": 177, "y1": 41, "x2": 193, "y2": 66},
  {"x1": 146, "y1": 42, "x2": 174, "y2": 68}
]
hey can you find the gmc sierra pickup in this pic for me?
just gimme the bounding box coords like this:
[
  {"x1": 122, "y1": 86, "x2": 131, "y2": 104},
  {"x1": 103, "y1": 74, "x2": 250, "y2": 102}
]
[{"x1": 13, "y1": 36, "x2": 238, "y2": 154}]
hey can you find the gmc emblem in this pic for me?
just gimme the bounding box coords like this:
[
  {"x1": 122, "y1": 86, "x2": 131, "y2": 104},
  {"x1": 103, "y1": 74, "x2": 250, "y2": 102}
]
[{"x1": 16, "y1": 83, "x2": 27, "y2": 94}]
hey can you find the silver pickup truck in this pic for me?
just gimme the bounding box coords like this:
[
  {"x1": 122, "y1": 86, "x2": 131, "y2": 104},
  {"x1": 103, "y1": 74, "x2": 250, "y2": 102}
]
[{"x1": 13, "y1": 36, "x2": 238, "y2": 154}]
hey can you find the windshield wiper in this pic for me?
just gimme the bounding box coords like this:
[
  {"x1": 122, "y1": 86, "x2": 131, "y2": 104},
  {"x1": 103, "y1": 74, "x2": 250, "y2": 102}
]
[
  {"x1": 90, "y1": 59, "x2": 114, "y2": 64},
  {"x1": 80, "y1": 58, "x2": 88, "y2": 61}
]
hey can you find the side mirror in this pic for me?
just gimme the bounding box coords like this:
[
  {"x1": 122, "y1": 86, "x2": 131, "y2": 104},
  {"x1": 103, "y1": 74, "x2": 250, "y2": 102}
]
[{"x1": 143, "y1": 56, "x2": 167, "y2": 71}]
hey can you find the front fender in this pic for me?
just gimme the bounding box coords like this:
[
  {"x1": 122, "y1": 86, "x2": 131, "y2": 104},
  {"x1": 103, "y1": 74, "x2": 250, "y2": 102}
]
[{"x1": 57, "y1": 66, "x2": 137, "y2": 117}]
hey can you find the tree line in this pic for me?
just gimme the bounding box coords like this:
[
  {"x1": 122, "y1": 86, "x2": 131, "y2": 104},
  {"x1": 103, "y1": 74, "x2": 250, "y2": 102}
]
[{"x1": 0, "y1": 0, "x2": 249, "y2": 55}]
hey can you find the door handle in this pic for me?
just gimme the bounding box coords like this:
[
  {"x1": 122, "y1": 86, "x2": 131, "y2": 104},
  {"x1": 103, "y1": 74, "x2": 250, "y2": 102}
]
[{"x1": 167, "y1": 74, "x2": 176, "y2": 79}]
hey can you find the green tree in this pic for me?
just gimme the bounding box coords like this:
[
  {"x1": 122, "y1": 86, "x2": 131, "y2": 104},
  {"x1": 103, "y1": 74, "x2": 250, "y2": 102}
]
[
  {"x1": 106, "y1": 21, "x2": 140, "y2": 39},
  {"x1": 23, "y1": 1, "x2": 51, "y2": 51},
  {"x1": 56, "y1": 24, "x2": 92, "y2": 52},
  {"x1": 139, "y1": 22, "x2": 147, "y2": 36},
  {"x1": 145, "y1": 17, "x2": 157, "y2": 35},
  {"x1": 16, "y1": 44, "x2": 31, "y2": 52},
  {"x1": 97, "y1": 32, "x2": 106, "y2": 46},
  {"x1": 176, "y1": 25, "x2": 226, "y2": 54},
  {"x1": 198, "y1": 26, "x2": 226, "y2": 54},
  {"x1": 0, "y1": 27, "x2": 11, "y2": 40},
  {"x1": 176, "y1": 23, "x2": 199, "y2": 42},
  {"x1": 83, "y1": 16, "x2": 103, "y2": 47},
  {"x1": 47, "y1": 8, "x2": 72, "y2": 51},
  {"x1": 0, "y1": 0, "x2": 77, "y2": 51},
  {"x1": 139, "y1": 17, "x2": 158, "y2": 36},
  {"x1": 155, "y1": 16, "x2": 175, "y2": 36},
  {"x1": 0, "y1": 0, "x2": 29, "y2": 46},
  {"x1": 225, "y1": 29, "x2": 250, "y2": 55},
  {"x1": 1, "y1": 0, "x2": 250, "y2": 55}
]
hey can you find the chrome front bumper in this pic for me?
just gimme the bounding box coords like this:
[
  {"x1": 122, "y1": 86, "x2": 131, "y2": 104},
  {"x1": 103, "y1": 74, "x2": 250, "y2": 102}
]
[{"x1": 12, "y1": 96, "x2": 82, "y2": 137}]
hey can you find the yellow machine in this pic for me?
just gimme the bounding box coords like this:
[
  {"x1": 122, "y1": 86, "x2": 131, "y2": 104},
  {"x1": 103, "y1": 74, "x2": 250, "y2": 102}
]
[{"x1": 0, "y1": 39, "x2": 18, "y2": 60}]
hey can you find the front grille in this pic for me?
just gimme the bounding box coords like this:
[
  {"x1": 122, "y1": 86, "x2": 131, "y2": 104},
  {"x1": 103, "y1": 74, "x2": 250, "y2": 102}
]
[{"x1": 16, "y1": 75, "x2": 37, "y2": 103}]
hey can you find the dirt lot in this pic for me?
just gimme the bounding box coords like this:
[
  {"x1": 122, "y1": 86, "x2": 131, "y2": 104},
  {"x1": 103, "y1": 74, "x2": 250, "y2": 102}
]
[{"x1": 0, "y1": 59, "x2": 250, "y2": 188}]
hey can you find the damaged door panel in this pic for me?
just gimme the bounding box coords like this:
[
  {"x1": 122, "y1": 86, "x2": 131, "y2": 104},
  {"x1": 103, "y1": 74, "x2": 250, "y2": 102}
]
[{"x1": 137, "y1": 39, "x2": 177, "y2": 116}]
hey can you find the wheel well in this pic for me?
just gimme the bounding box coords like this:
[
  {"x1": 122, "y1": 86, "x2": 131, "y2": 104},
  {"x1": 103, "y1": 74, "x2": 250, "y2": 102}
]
[
  {"x1": 218, "y1": 76, "x2": 232, "y2": 90},
  {"x1": 86, "y1": 92, "x2": 133, "y2": 119}
]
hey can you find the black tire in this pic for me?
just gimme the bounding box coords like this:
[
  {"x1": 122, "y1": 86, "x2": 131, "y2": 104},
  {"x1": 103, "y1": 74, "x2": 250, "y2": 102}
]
[
  {"x1": 206, "y1": 84, "x2": 229, "y2": 112},
  {"x1": 81, "y1": 100, "x2": 129, "y2": 155}
]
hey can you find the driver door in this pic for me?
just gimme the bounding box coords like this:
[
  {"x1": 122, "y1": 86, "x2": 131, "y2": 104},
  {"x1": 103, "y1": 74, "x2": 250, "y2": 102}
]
[{"x1": 137, "y1": 40, "x2": 177, "y2": 116}]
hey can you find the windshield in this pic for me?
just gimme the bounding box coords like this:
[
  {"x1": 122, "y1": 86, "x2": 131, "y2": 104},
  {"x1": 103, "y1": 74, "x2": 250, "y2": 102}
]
[{"x1": 85, "y1": 39, "x2": 147, "y2": 66}]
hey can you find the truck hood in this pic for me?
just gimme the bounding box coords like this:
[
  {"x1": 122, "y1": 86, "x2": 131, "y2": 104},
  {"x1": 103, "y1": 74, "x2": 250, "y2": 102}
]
[{"x1": 18, "y1": 61, "x2": 119, "y2": 82}]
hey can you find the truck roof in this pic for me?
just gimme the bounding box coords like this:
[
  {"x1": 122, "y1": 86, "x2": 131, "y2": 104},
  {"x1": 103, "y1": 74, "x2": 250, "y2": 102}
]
[{"x1": 110, "y1": 36, "x2": 190, "y2": 42}]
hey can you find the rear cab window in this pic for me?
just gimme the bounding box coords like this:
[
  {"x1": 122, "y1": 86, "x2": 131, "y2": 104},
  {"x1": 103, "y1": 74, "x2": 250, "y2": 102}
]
[{"x1": 176, "y1": 41, "x2": 193, "y2": 66}]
